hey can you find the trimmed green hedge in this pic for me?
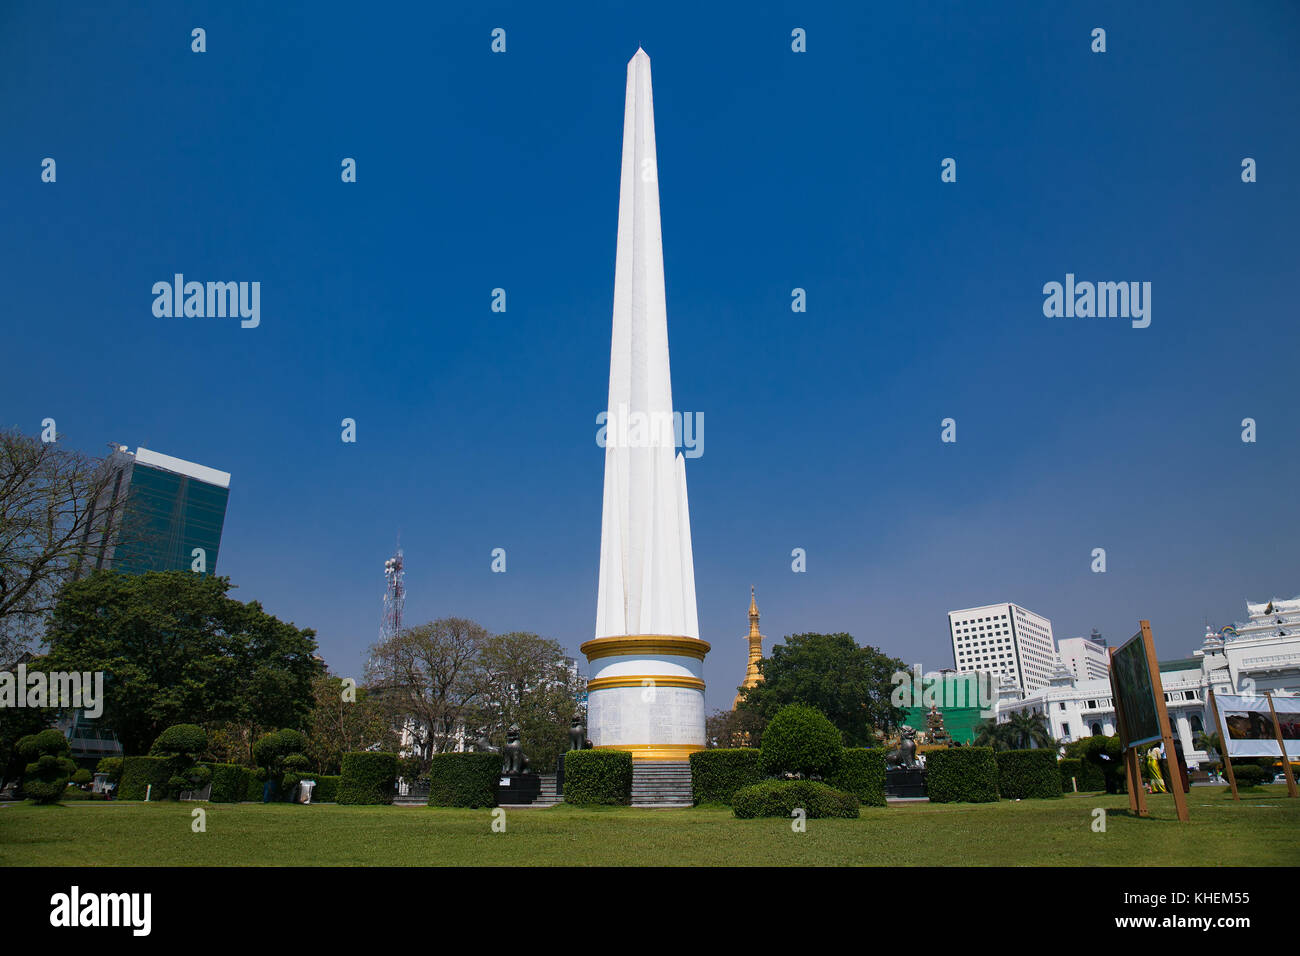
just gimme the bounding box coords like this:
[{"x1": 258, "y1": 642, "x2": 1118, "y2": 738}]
[
  {"x1": 203, "y1": 763, "x2": 251, "y2": 803},
  {"x1": 995, "y1": 749, "x2": 1062, "y2": 800},
  {"x1": 925, "y1": 747, "x2": 999, "y2": 803},
  {"x1": 732, "y1": 780, "x2": 859, "y2": 819},
  {"x1": 312, "y1": 775, "x2": 340, "y2": 803},
  {"x1": 337, "y1": 752, "x2": 397, "y2": 805},
  {"x1": 760, "y1": 704, "x2": 842, "y2": 778},
  {"x1": 1059, "y1": 757, "x2": 1083, "y2": 792},
  {"x1": 1232, "y1": 765, "x2": 1269, "y2": 788},
  {"x1": 690, "y1": 749, "x2": 764, "y2": 805},
  {"x1": 428, "y1": 752, "x2": 501, "y2": 808},
  {"x1": 118, "y1": 756, "x2": 171, "y2": 801},
  {"x1": 563, "y1": 750, "x2": 632, "y2": 805},
  {"x1": 828, "y1": 747, "x2": 887, "y2": 806}
]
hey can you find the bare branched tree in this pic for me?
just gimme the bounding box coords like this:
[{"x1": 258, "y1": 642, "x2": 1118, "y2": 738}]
[
  {"x1": 364, "y1": 617, "x2": 489, "y2": 764},
  {"x1": 0, "y1": 427, "x2": 117, "y2": 661}
]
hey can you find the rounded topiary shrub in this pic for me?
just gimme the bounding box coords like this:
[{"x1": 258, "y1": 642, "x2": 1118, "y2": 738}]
[
  {"x1": 96, "y1": 756, "x2": 124, "y2": 783},
  {"x1": 18, "y1": 731, "x2": 77, "y2": 804},
  {"x1": 562, "y1": 750, "x2": 632, "y2": 805},
  {"x1": 760, "y1": 704, "x2": 843, "y2": 779},
  {"x1": 149, "y1": 723, "x2": 210, "y2": 798},
  {"x1": 149, "y1": 724, "x2": 207, "y2": 758},
  {"x1": 732, "y1": 779, "x2": 859, "y2": 819},
  {"x1": 428, "y1": 752, "x2": 501, "y2": 808},
  {"x1": 689, "y1": 749, "x2": 764, "y2": 805},
  {"x1": 925, "y1": 747, "x2": 999, "y2": 803},
  {"x1": 828, "y1": 747, "x2": 887, "y2": 806},
  {"x1": 337, "y1": 752, "x2": 398, "y2": 805},
  {"x1": 995, "y1": 749, "x2": 1062, "y2": 799}
]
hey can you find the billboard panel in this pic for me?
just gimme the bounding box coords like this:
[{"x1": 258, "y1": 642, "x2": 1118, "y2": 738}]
[
  {"x1": 1213, "y1": 694, "x2": 1300, "y2": 759},
  {"x1": 1112, "y1": 631, "x2": 1162, "y2": 749}
]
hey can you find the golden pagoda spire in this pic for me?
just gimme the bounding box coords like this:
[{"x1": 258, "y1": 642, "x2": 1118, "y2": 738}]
[{"x1": 734, "y1": 586, "x2": 765, "y2": 709}]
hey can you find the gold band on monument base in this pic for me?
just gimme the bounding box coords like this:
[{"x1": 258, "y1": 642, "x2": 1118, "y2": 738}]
[
  {"x1": 594, "y1": 743, "x2": 705, "y2": 761},
  {"x1": 580, "y1": 634, "x2": 711, "y2": 661},
  {"x1": 586, "y1": 675, "x2": 706, "y2": 692}
]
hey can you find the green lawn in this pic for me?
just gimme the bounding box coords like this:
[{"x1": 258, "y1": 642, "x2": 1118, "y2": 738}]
[{"x1": 2, "y1": 787, "x2": 1295, "y2": 866}]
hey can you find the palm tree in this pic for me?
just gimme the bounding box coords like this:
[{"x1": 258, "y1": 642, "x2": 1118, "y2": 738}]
[
  {"x1": 1194, "y1": 730, "x2": 1223, "y2": 757},
  {"x1": 979, "y1": 709, "x2": 1060, "y2": 751},
  {"x1": 973, "y1": 718, "x2": 1016, "y2": 751}
]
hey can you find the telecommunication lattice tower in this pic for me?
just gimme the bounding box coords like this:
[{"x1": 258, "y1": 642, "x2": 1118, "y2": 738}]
[{"x1": 380, "y1": 547, "x2": 405, "y2": 643}]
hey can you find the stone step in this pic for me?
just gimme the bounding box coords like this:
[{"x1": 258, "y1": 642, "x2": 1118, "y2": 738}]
[{"x1": 625, "y1": 761, "x2": 692, "y2": 807}]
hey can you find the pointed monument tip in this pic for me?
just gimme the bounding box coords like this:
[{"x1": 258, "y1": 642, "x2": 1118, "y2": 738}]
[{"x1": 631, "y1": 46, "x2": 649, "y2": 62}]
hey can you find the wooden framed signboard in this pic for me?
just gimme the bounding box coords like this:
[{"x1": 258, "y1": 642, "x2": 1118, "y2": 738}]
[
  {"x1": 1107, "y1": 621, "x2": 1189, "y2": 822},
  {"x1": 1208, "y1": 690, "x2": 1299, "y2": 800}
]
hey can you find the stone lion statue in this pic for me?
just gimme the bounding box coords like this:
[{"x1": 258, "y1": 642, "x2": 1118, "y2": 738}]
[
  {"x1": 568, "y1": 716, "x2": 587, "y2": 751},
  {"x1": 501, "y1": 724, "x2": 530, "y2": 776},
  {"x1": 886, "y1": 725, "x2": 919, "y2": 770}
]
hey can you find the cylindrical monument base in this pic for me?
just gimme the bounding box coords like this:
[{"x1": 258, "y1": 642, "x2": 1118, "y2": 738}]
[{"x1": 580, "y1": 635, "x2": 710, "y2": 762}]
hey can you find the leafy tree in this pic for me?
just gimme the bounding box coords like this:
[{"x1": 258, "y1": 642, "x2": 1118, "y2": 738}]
[
  {"x1": 474, "y1": 631, "x2": 583, "y2": 773},
  {"x1": 1063, "y1": 733, "x2": 1125, "y2": 793},
  {"x1": 41, "y1": 570, "x2": 320, "y2": 754},
  {"x1": 736, "y1": 633, "x2": 905, "y2": 746},
  {"x1": 0, "y1": 427, "x2": 119, "y2": 661},
  {"x1": 18, "y1": 729, "x2": 77, "y2": 804},
  {"x1": 303, "y1": 674, "x2": 396, "y2": 775},
  {"x1": 975, "y1": 709, "x2": 1057, "y2": 751},
  {"x1": 365, "y1": 619, "x2": 585, "y2": 773},
  {"x1": 973, "y1": 718, "x2": 1016, "y2": 751},
  {"x1": 705, "y1": 708, "x2": 764, "y2": 748},
  {"x1": 365, "y1": 617, "x2": 488, "y2": 760},
  {"x1": 1194, "y1": 730, "x2": 1223, "y2": 758}
]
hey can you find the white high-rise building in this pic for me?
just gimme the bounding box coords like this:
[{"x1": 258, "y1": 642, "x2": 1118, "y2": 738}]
[
  {"x1": 949, "y1": 602, "x2": 1057, "y2": 693},
  {"x1": 1058, "y1": 634, "x2": 1110, "y2": 682}
]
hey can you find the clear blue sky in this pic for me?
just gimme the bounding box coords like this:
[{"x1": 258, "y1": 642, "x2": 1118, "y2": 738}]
[{"x1": 3, "y1": 2, "x2": 1298, "y2": 712}]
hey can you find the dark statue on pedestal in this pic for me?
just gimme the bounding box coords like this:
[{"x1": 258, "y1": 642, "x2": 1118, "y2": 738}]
[
  {"x1": 495, "y1": 724, "x2": 541, "y2": 806},
  {"x1": 886, "y1": 725, "x2": 920, "y2": 770},
  {"x1": 883, "y1": 725, "x2": 927, "y2": 799},
  {"x1": 501, "y1": 724, "x2": 530, "y2": 776}
]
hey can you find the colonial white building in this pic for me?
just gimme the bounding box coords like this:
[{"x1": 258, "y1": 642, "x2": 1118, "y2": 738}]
[
  {"x1": 996, "y1": 596, "x2": 1300, "y2": 768},
  {"x1": 949, "y1": 603, "x2": 1057, "y2": 693}
]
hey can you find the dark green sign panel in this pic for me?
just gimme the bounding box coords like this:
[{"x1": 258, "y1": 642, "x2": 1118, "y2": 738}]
[{"x1": 1112, "y1": 632, "x2": 1161, "y2": 749}]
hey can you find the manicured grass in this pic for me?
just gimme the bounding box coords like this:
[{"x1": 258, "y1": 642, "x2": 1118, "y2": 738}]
[{"x1": 1, "y1": 787, "x2": 1295, "y2": 866}]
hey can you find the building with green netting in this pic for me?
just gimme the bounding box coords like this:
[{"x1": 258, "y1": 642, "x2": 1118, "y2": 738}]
[
  {"x1": 900, "y1": 672, "x2": 993, "y2": 744},
  {"x1": 73, "y1": 445, "x2": 231, "y2": 577}
]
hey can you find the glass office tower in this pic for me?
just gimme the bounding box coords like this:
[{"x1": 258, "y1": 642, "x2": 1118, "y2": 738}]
[{"x1": 74, "y1": 445, "x2": 231, "y2": 577}]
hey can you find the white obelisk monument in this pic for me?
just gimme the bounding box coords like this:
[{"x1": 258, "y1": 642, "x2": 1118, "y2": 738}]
[{"x1": 581, "y1": 49, "x2": 709, "y2": 761}]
